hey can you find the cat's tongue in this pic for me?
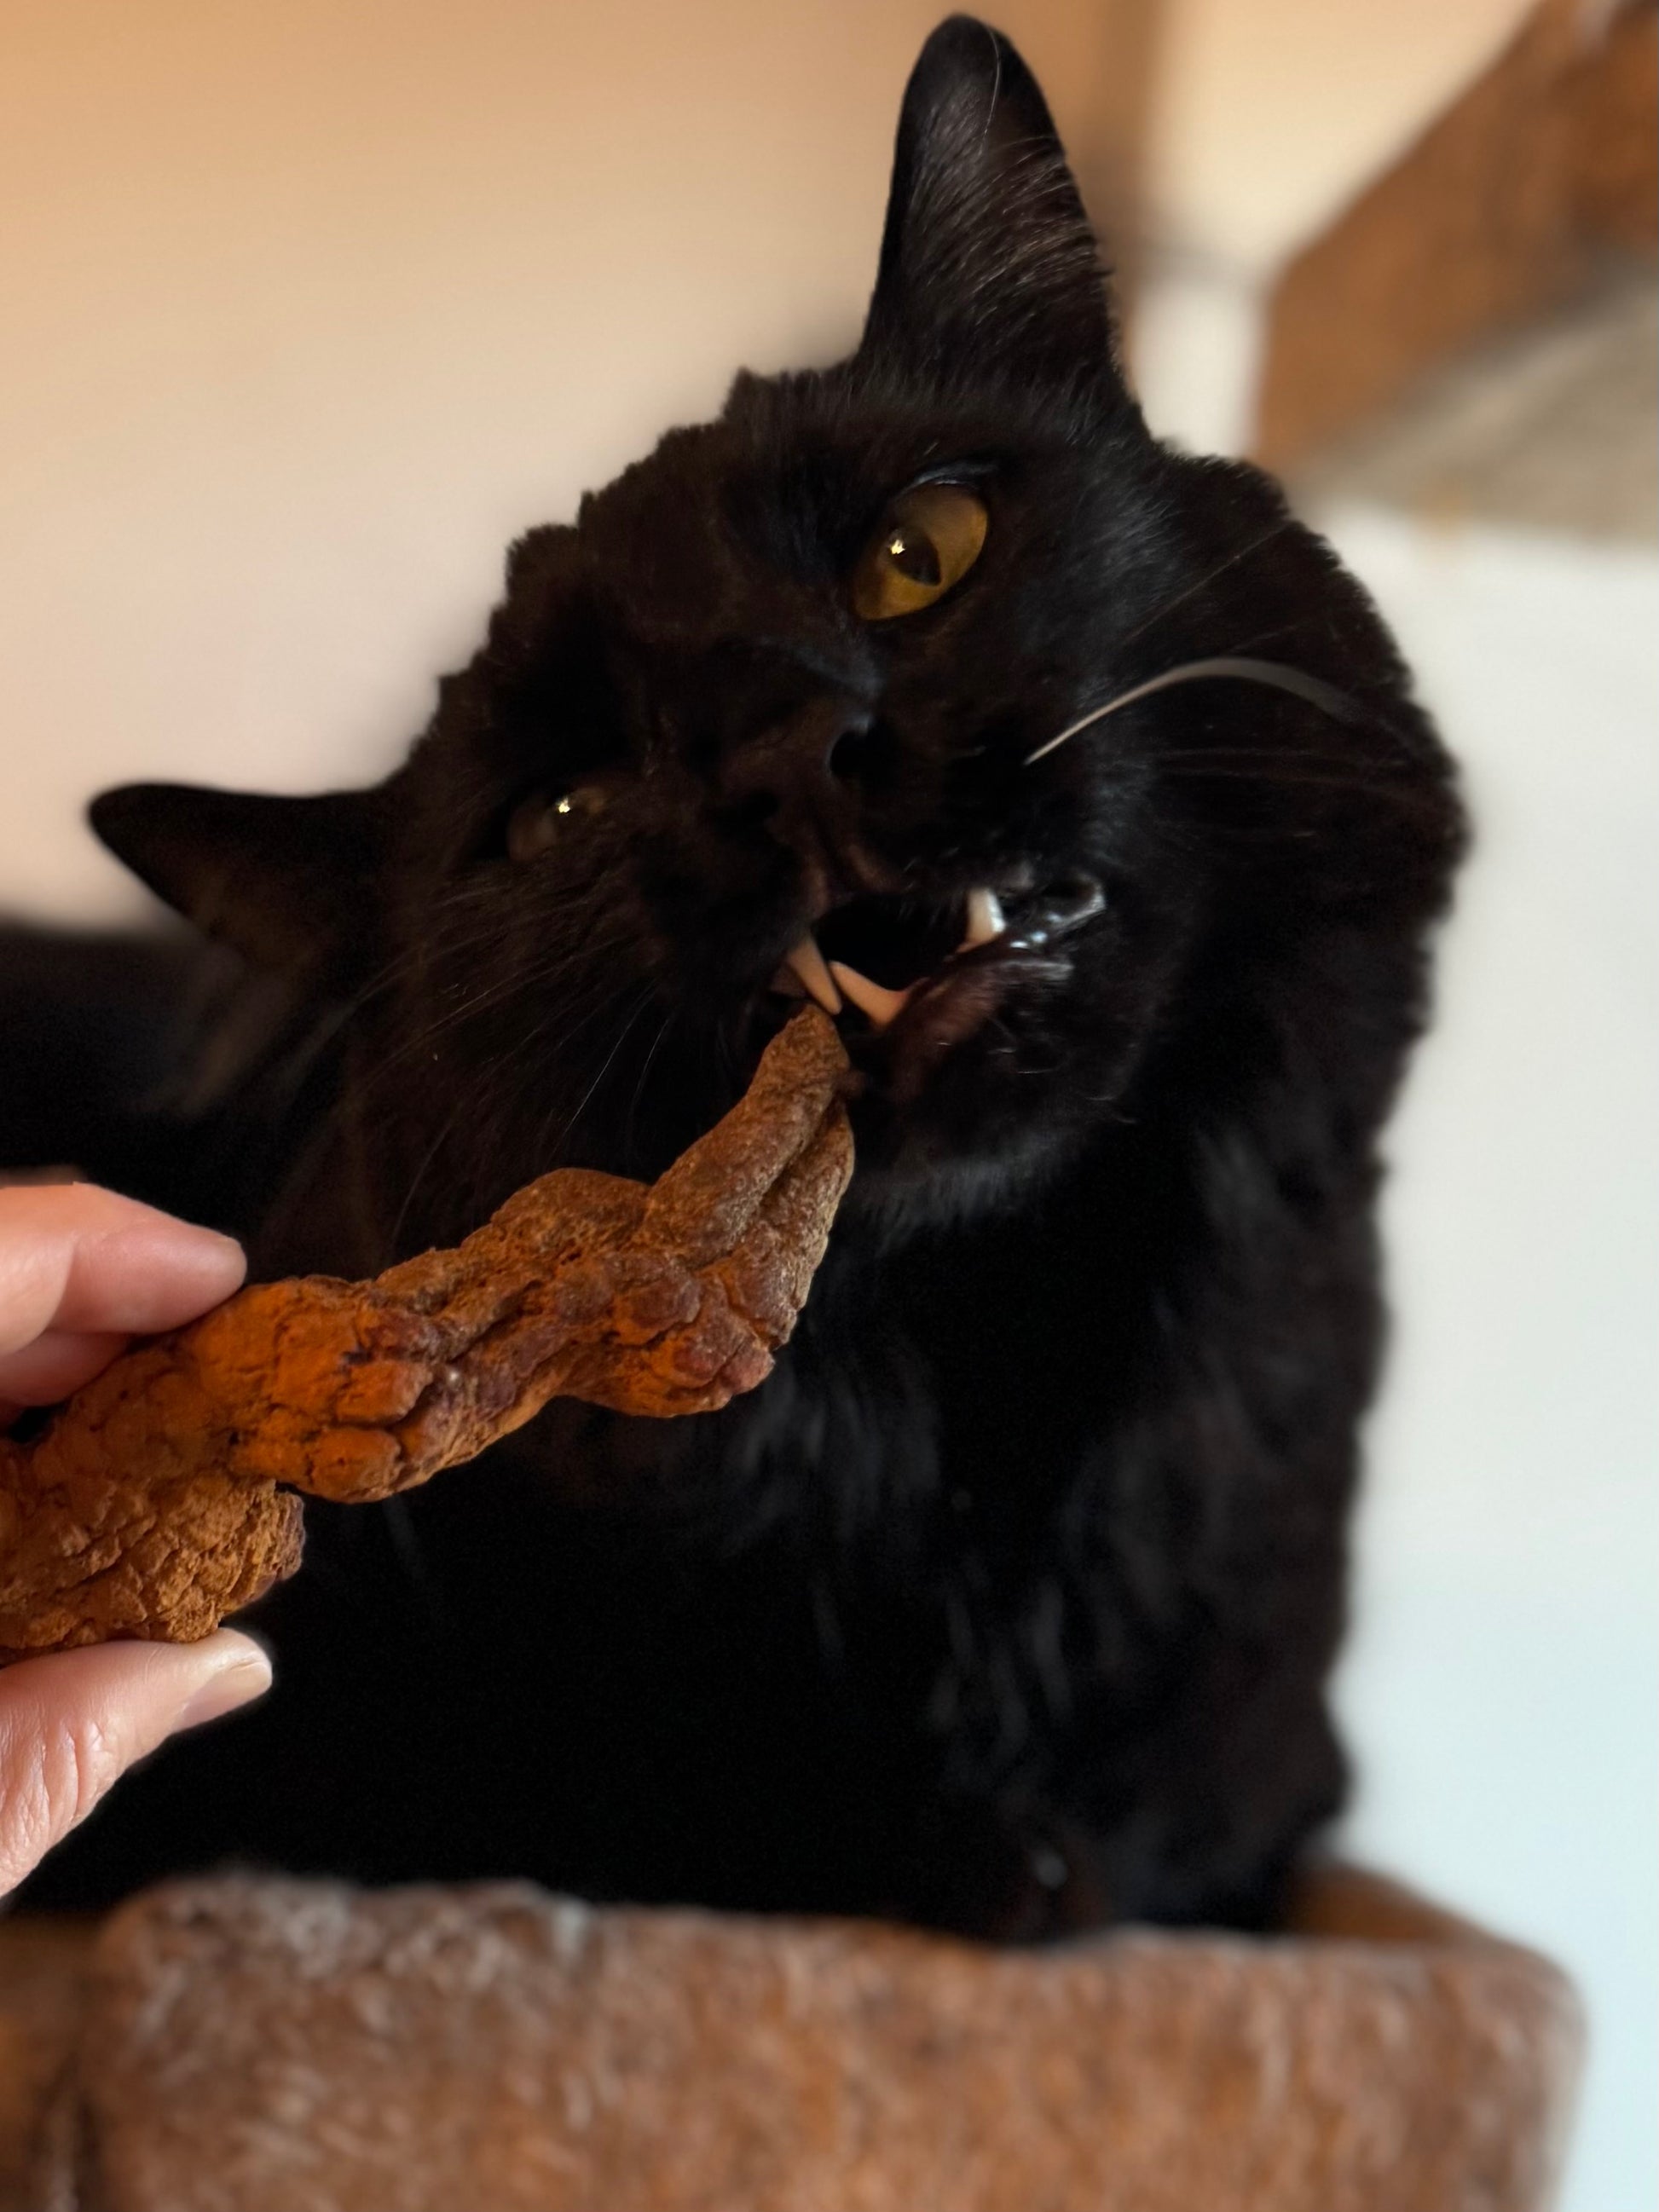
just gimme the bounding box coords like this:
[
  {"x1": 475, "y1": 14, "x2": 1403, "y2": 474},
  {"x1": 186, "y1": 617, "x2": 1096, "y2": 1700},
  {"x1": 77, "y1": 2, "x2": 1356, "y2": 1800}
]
[{"x1": 772, "y1": 889, "x2": 1005, "y2": 1032}]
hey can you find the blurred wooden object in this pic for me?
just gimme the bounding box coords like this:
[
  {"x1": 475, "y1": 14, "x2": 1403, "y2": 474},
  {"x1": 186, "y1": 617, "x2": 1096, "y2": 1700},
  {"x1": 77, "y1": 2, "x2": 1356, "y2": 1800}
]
[
  {"x1": 1076, "y1": 0, "x2": 1168, "y2": 313},
  {"x1": 1284, "y1": 267, "x2": 1656, "y2": 538},
  {"x1": 0, "y1": 1914, "x2": 95, "y2": 2212},
  {"x1": 1, "y1": 1864, "x2": 1580, "y2": 2212},
  {"x1": 1255, "y1": 0, "x2": 1658, "y2": 476}
]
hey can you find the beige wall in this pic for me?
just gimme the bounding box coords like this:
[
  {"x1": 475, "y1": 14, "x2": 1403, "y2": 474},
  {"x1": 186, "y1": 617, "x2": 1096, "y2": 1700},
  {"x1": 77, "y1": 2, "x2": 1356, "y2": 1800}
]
[
  {"x1": 1146, "y1": 0, "x2": 1539, "y2": 269},
  {"x1": 0, "y1": 0, "x2": 1118, "y2": 921}
]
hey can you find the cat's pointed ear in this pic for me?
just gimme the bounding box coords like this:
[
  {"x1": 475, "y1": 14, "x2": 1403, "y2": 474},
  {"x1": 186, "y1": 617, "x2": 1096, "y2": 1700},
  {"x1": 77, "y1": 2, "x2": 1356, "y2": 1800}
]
[
  {"x1": 90, "y1": 782, "x2": 383, "y2": 978},
  {"x1": 859, "y1": 16, "x2": 1115, "y2": 392}
]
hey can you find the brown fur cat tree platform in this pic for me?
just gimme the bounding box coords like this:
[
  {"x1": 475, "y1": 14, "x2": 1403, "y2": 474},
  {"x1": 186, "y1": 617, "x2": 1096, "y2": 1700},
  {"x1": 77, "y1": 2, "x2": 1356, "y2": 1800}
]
[{"x1": 0, "y1": 1863, "x2": 1579, "y2": 2211}]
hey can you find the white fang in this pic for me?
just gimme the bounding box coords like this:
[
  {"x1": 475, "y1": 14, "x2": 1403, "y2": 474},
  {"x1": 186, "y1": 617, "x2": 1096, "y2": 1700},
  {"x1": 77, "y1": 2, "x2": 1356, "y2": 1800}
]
[
  {"x1": 829, "y1": 962, "x2": 911, "y2": 1031},
  {"x1": 785, "y1": 935, "x2": 842, "y2": 1015},
  {"x1": 962, "y1": 887, "x2": 1005, "y2": 948}
]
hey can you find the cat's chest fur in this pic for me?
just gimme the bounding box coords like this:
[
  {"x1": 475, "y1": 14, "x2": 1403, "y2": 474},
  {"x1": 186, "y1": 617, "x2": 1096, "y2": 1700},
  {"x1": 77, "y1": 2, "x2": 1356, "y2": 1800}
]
[{"x1": 224, "y1": 1106, "x2": 1354, "y2": 1937}]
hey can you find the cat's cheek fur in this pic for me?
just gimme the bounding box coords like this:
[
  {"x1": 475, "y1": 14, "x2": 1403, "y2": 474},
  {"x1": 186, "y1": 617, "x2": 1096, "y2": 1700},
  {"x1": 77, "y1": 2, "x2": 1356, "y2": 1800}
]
[{"x1": 839, "y1": 934, "x2": 1177, "y2": 1229}]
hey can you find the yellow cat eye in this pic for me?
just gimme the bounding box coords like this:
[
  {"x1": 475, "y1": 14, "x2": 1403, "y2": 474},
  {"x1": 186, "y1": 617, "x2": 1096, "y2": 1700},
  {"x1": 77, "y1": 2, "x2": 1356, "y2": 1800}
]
[
  {"x1": 852, "y1": 482, "x2": 989, "y2": 621},
  {"x1": 506, "y1": 783, "x2": 606, "y2": 863}
]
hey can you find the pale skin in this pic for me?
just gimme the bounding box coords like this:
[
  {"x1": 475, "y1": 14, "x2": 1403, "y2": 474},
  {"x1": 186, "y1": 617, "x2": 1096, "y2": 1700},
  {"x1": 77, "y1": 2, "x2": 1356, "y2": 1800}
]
[{"x1": 0, "y1": 1185, "x2": 271, "y2": 1895}]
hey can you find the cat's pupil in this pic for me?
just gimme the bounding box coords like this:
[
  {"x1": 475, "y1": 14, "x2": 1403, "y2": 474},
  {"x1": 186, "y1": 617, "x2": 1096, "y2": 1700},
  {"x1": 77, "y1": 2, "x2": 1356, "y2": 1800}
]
[
  {"x1": 887, "y1": 527, "x2": 941, "y2": 587},
  {"x1": 505, "y1": 788, "x2": 575, "y2": 864}
]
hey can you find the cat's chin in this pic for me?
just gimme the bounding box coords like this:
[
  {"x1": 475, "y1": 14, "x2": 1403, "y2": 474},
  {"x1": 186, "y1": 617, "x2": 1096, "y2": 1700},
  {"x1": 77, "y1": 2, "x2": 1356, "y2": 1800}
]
[
  {"x1": 743, "y1": 871, "x2": 1123, "y2": 1234},
  {"x1": 832, "y1": 1078, "x2": 1094, "y2": 1238},
  {"x1": 866, "y1": 873, "x2": 1106, "y2": 1100}
]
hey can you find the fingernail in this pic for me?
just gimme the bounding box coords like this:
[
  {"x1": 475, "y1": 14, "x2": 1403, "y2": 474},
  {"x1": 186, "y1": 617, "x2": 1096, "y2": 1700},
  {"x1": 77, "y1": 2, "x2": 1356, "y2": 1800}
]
[{"x1": 176, "y1": 1651, "x2": 273, "y2": 1731}]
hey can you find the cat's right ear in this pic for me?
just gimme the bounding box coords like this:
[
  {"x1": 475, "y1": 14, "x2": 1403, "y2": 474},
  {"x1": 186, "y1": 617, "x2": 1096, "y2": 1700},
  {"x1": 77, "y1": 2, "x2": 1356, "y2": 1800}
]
[
  {"x1": 859, "y1": 17, "x2": 1117, "y2": 396},
  {"x1": 90, "y1": 782, "x2": 383, "y2": 980}
]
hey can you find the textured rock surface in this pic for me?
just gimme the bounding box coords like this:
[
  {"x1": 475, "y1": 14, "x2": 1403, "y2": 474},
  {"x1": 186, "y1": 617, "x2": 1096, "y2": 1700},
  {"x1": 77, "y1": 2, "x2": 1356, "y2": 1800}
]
[
  {"x1": 0, "y1": 1009, "x2": 851, "y2": 1663},
  {"x1": 0, "y1": 1866, "x2": 1581, "y2": 2212}
]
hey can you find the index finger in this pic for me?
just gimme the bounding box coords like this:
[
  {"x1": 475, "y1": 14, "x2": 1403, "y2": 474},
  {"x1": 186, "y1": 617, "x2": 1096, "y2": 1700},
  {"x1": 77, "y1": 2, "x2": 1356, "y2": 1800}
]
[{"x1": 0, "y1": 1185, "x2": 246, "y2": 1359}]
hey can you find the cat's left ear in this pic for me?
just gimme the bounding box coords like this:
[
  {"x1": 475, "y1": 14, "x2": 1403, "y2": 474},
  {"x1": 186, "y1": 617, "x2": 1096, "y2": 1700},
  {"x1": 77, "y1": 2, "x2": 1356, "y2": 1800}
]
[
  {"x1": 858, "y1": 16, "x2": 1117, "y2": 395},
  {"x1": 90, "y1": 781, "x2": 383, "y2": 980}
]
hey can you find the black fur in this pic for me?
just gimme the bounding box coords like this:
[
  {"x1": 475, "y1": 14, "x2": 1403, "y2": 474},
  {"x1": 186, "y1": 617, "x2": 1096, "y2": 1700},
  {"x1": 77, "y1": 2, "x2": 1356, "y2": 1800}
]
[{"x1": 15, "y1": 18, "x2": 1464, "y2": 1937}]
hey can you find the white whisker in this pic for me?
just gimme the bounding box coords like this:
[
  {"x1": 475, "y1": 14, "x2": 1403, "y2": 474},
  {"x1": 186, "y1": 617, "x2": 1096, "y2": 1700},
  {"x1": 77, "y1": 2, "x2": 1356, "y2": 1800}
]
[{"x1": 1023, "y1": 657, "x2": 1362, "y2": 766}]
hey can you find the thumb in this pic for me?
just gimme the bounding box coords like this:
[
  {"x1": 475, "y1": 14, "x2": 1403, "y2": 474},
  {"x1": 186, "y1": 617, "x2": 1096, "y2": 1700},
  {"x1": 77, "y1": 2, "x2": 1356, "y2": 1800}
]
[{"x1": 0, "y1": 1632, "x2": 271, "y2": 1896}]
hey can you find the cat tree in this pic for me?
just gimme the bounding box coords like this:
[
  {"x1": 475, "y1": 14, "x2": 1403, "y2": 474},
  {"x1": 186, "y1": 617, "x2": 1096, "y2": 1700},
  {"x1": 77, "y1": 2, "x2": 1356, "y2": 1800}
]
[{"x1": 1, "y1": 1863, "x2": 1577, "y2": 2212}]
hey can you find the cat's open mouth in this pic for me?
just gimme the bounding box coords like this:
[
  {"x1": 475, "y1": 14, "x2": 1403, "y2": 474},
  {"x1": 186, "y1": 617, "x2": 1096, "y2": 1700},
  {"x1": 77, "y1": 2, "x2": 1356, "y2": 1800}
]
[{"x1": 766, "y1": 875, "x2": 1104, "y2": 1065}]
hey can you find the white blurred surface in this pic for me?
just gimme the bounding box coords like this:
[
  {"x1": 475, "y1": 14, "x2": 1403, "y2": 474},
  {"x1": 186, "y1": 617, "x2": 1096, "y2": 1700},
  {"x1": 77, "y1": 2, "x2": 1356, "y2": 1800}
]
[
  {"x1": 1322, "y1": 507, "x2": 1659, "y2": 2212},
  {"x1": 1128, "y1": 253, "x2": 1265, "y2": 458}
]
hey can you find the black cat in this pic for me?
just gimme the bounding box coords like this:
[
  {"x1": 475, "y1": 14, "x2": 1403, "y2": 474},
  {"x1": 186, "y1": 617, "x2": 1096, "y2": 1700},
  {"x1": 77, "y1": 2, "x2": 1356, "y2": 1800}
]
[{"x1": 15, "y1": 17, "x2": 1464, "y2": 1937}]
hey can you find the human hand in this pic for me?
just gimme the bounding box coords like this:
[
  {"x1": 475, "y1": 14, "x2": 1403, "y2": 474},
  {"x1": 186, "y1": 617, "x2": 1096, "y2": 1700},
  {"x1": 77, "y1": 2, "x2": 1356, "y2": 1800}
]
[{"x1": 0, "y1": 1184, "x2": 271, "y2": 1895}]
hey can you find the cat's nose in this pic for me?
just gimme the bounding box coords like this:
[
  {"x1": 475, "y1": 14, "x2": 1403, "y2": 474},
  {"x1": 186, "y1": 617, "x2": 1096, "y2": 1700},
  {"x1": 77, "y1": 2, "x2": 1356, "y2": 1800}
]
[{"x1": 720, "y1": 700, "x2": 880, "y2": 823}]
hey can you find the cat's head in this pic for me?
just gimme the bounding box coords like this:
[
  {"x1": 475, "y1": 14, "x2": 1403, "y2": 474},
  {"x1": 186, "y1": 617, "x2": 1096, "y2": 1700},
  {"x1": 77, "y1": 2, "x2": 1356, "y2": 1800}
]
[{"x1": 92, "y1": 17, "x2": 1461, "y2": 1249}]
